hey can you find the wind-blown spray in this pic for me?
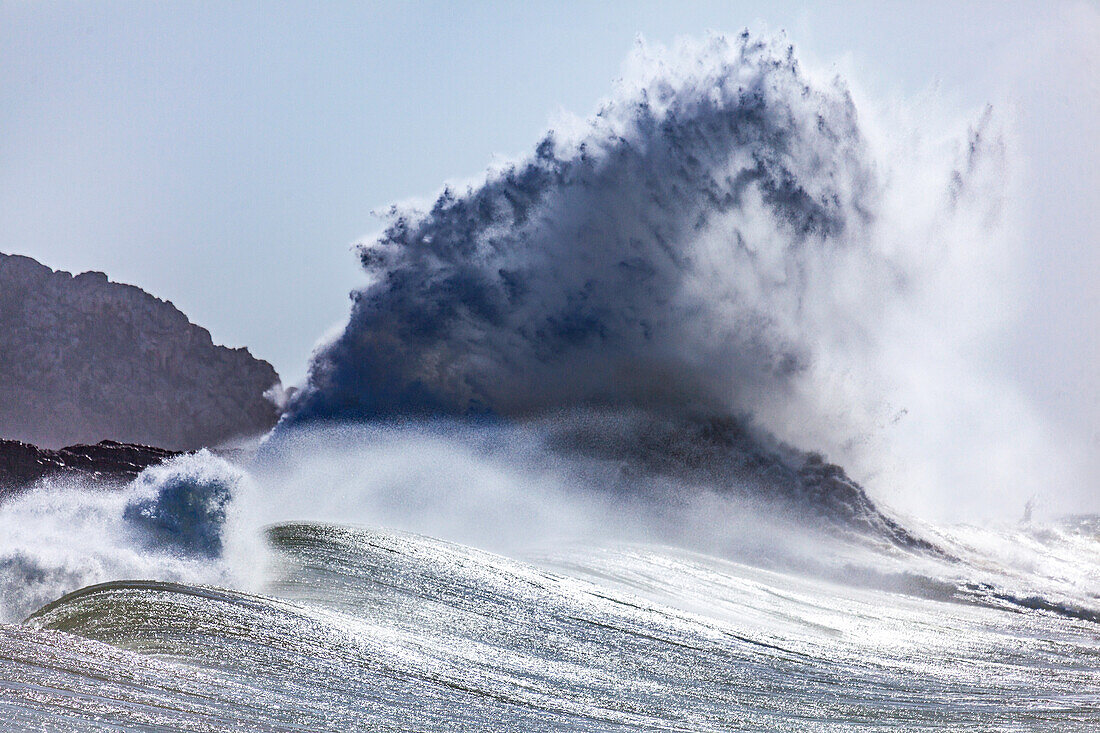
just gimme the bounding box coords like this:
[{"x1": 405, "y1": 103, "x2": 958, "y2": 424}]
[{"x1": 286, "y1": 32, "x2": 1022, "y2": 520}]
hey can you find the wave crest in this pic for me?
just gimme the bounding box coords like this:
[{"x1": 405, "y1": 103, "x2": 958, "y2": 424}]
[{"x1": 288, "y1": 33, "x2": 888, "y2": 423}]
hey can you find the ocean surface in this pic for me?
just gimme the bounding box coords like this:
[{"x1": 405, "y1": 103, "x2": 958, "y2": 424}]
[
  {"x1": 2, "y1": 507, "x2": 1099, "y2": 730},
  {"x1": 3, "y1": 31, "x2": 1097, "y2": 730}
]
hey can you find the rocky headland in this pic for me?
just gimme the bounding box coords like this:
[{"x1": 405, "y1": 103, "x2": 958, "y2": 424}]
[{"x1": 0, "y1": 252, "x2": 282, "y2": 451}]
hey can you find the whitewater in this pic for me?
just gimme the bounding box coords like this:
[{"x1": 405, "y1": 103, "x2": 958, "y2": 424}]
[{"x1": 2, "y1": 32, "x2": 1098, "y2": 730}]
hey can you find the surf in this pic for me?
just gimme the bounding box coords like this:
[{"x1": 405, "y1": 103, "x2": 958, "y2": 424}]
[{"x1": 1, "y1": 29, "x2": 1097, "y2": 731}]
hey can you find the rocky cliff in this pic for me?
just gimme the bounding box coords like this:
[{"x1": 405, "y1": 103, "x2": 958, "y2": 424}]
[{"x1": 0, "y1": 253, "x2": 281, "y2": 449}]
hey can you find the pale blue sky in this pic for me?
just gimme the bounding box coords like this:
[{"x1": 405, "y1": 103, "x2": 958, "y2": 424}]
[{"x1": 3, "y1": 0, "x2": 1097, "y2": 450}]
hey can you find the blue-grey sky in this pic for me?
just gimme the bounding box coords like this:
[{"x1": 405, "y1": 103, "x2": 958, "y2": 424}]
[{"x1": 3, "y1": 0, "x2": 1097, "y2": 449}]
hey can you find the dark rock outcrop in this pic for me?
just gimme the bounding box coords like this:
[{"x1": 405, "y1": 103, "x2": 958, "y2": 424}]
[
  {"x1": 0, "y1": 438, "x2": 182, "y2": 496},
  {"x1": 550, "y1": 410, "x2": 950, "y2": 557},
  {"x1": 0, "y1": 253, "x2": 281, "y2": 450}
]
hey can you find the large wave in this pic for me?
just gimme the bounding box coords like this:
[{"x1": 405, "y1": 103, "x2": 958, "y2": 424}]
[
  {"x1": 287, "y1": 33, "x2": 880, "y2": 422},
  {"x1": 284, "y1": 32, "x2": 1016, "y2": 523},
  {"x1": 4, "y1": 31, "x2": 1099, "y2": 730}
]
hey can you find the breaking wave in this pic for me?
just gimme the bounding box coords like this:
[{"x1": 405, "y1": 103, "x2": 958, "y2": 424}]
[
  {"x1": 0, "y1": 451, "x2": 252, "y2": 621},
  {"x1": 2, "y1": 30, "x2": 1094, "y2": 731},
  {"x1": 284, "y1": 32, "x2": 1022, "y2": 525}
]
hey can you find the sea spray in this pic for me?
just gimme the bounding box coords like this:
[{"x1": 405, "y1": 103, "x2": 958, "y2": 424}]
[
  {"x1": 283, "y1": 32, "x2": 1038, "y2": 520},
  {"x1": 287, "y1": 32, "x2": 883, "y2": 424},
  {"x1": 0, "y1": 450, "x2": 252, "y2": 621},
  {"x1": 124, "y1": 451, "x2": 237, "y2": 557}
]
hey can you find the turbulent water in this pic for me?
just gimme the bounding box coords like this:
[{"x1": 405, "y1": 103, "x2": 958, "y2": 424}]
[
  {"x1": 2, "y1": 513, "x2": 1100, "y2": 730},
  {"x1": 2, "y1": 31, "x2": 1097, "y2": 730}
]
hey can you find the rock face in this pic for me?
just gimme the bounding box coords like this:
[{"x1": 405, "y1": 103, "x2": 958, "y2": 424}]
[
  {"x1": 0, "y1": 439, "x2": 182, "y2": 496},
  {"x1": 0, "y1": 253, "x2": 281, "y2": 450}
]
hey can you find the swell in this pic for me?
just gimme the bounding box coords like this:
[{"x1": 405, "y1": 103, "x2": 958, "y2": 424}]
[{"x1": 12, "y1": 523, "x2": 1100, "y2": 731}]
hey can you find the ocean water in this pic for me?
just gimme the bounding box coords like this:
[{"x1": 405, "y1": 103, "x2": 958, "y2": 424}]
[
  {"x1": 1, "y1": 429, "x2": 1097, "y2": 731},
  {"x1": 2, "y1": 514, "x2": 1099, "y2": 730},
  {"x1": 2, "y1": 31, "x2": 1097, "y2": 730}
]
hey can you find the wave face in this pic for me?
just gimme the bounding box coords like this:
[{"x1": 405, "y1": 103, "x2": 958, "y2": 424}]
[{"x1": 3, "y1": 521, "x2": 1099, "y2": 731}]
